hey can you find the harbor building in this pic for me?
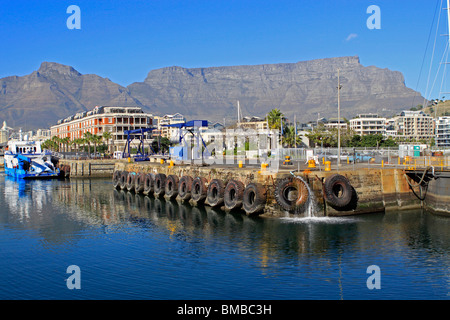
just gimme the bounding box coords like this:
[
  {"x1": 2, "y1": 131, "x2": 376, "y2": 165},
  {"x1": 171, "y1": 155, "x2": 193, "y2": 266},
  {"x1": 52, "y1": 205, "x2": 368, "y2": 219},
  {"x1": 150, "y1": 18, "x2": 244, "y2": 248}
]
[
  {"x1": 349, "y1": 114, "x2": 386, "y2": 136},
  {"x1": 0, "y1": 121, "x2": 13, "y2": 144},
  {"x1": 153, "y1": 113, "x2": 186, "y2": 142},
  {"x1": 391, "y1": 110, "x2": 435, "y2": 142},
  {"x1": 436, "y1": 116, "x2": 450, "y2": 147},
  {"x1": 324, "y1": 118, "x2": 348, "y2": 131},
  {"x1": 50, "y1": 106, "x2": 154, "y2": 152},
  {"x1": 238, "y1": 116, "x2": 269, "y2": 130}
]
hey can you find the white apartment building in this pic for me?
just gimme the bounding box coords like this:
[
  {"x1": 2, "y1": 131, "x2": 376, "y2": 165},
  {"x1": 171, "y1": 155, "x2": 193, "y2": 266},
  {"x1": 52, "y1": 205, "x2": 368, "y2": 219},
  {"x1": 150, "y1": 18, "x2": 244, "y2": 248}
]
[
  {"x1": 153, "y1": 113, "x2": 186, "y2": 142},
  {"x1": 392, "y1": 110, "x2": 435, "y2": 141},
  {"x1": 436, "y1": 116, "x2": 450, "y2": 147},
  {"x1": 349, "y1": 114, "x2": 386, "y2": 136},
  {"x1": 238, "y1": 116, "x2": 269, "y2": 130},
  {"x1": 324, "y1": 118, "x2": 348, "y2": 130}
]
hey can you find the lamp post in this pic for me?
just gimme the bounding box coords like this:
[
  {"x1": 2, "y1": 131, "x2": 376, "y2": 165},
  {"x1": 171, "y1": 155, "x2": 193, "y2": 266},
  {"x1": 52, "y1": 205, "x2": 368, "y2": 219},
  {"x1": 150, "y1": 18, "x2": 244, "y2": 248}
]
[{"x1": 337, "y1": 69, "x2": 342, "y2": 169}]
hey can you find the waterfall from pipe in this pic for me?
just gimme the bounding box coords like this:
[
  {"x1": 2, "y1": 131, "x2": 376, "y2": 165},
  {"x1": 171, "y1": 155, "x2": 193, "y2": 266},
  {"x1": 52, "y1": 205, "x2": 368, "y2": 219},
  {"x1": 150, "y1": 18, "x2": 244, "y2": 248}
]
[{"x1": 293, "y1": 175, "x2": 318, "y2": 218}]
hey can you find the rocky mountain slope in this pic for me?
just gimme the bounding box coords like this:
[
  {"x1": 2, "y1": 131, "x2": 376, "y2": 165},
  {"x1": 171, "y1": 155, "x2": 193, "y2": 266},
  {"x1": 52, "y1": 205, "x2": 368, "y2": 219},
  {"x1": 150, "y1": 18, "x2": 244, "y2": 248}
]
[
  {"x1": 0, "y1": 62, "x2": 140, "y2": 129},
  {"x1": 0, "y1": 56, "x2": 422, "y2": 129},
  {"x1": 128, "y1": 56, "x2": 421, "y2": 123}
]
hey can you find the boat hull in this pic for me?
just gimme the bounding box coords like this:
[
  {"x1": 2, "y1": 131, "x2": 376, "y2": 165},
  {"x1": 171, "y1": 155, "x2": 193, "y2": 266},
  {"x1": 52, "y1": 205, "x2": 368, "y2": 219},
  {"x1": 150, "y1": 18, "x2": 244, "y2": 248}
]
[{"x1": 4, "y1": 166, "x2": 60, "y2": 179}]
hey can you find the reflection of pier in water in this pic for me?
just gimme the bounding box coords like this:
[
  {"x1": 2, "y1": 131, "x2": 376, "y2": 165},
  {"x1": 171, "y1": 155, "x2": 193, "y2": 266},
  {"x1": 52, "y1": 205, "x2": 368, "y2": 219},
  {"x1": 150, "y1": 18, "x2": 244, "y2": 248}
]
[{"x1": 3, "y1": 177, "x2": 448, "y2": 272}]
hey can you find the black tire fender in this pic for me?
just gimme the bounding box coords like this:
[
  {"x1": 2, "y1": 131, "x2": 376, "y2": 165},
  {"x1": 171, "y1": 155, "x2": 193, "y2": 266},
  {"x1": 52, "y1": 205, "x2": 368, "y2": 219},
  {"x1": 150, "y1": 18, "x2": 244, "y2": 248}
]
[
  {"x1": 207, "y1": 179, "x2": 225, "y2": 207},
  {"x1": 191, "y1": 177, "x2": 208, "y2": 203},
  {"x1": 274, "y1": 176, "x2": 310, "y2": 212},
  {"x1": 178, "y1": 176, "x2": 193, "y2": 201},
  {"x1": 113, "y1": 170, "x2": 121, "y2": 189},
  {"x1": 165, "y1": 174, "x2": 179, "y2": 200},
  {"x1": 120, "y1": 171, "x2": 128, "y2": 190},
  {"x1": 154, "y1": 173, "x2": 166, "y2": 197},
  {"x1": 323, "y1": 174, "x2": 353, "y2": 208},
  {"x1": 134, "y1": 172, "x2": 145, "y2": 193},
  {"x1": 126, "y1": 172, "x2": 136, "y2": 192},
  {"x1": 242, "y1": 183, "x2": 267, "y2": 215},
  {"x1": 224, "y1": 179, "x2": 245, "y2": 211},
  {"x1": 143, "y1": 173, "x2": 154, "y2": 195}
]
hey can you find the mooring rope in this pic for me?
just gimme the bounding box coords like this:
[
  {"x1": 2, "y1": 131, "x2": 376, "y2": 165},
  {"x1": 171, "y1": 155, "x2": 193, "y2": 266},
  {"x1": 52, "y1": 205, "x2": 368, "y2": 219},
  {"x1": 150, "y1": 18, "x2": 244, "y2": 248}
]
[{"x1": 404, "y1": 167, "x2": 433, "y2": 201}]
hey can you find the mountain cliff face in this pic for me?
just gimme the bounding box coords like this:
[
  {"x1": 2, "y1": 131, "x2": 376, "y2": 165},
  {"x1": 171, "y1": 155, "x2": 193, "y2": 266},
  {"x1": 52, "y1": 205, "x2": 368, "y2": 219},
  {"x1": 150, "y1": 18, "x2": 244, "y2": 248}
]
[
  {"x1": 0, "y1": 62, "x2": 140, "y2": 129},
  {"x1": 0, "y1": 56, "x2": 422, "y2": 130},
  {"x1": 127, "y1": 56, "x2": 421, "y2": 123}
]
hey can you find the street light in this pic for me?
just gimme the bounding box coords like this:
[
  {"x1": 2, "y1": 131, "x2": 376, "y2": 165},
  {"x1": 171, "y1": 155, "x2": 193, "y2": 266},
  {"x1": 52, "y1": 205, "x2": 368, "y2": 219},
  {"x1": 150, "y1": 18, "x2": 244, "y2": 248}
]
[{"x1": 337, "y1": 69, "x2": 342, "y2": 168}]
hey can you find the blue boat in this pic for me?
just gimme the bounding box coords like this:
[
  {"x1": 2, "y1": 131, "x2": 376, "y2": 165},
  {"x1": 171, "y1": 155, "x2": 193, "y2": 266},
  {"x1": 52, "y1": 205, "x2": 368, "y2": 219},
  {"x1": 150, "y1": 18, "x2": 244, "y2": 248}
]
[{"x1": 3, "y1": 139, "x2": 60, "y2": 179}]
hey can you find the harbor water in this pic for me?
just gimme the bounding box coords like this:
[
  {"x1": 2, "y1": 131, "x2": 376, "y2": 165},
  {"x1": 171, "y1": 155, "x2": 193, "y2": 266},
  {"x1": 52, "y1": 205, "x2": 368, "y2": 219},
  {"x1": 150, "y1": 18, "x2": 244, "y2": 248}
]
[{"x1": 0, "y1": 173, "x2": 449, "y2": 300}]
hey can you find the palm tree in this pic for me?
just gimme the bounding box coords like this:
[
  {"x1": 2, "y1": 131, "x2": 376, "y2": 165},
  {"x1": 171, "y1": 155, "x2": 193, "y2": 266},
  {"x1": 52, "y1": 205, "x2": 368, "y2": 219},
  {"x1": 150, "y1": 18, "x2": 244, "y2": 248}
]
[
  {"x1": 102, "y1": 131, "x2": 112, "y2": 155},
  {"x1": 282, "y1": 125, "x2": 302, "y2": 148},
  {"x1": 42, "y1": 139, "x2": 58, "y2": 151},
  {"x1": 266, "y1": 108, "x2": 284, "y2": 130},
  {"x1": 83, "y1": 132, "x2": 93, "y2": 157},
  {"x1": 51, "y1": 136, "x2": 63, "y2": 152},
  {"x1": 61, "y1": 137, "x2": 71, "y2": 153},
  {"x1": 91, "y1": 134, "x2": 102, "y2": 158}
]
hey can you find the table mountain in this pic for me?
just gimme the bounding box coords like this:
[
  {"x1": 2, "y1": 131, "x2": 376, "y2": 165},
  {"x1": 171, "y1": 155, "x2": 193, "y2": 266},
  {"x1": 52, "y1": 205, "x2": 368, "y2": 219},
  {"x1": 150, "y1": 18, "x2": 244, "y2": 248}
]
[
  {"x1": 128, "y1": 56, "x2": 422, "y2": 124},
  {"x1": 0, "y1": 56, "x2": 423, "y2": 130}
]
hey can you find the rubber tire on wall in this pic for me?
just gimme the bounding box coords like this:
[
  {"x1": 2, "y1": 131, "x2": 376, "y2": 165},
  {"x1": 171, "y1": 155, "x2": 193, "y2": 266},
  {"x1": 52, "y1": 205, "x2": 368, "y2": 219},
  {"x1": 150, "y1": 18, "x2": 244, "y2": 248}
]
[
  {"x1": 113, "y1": 170, "x2": 121, "y2": 189},
  {"x1": 274, "y1": 177, "x2": 310, "y2": 213},
  {"x1": 242, "y1": 183, "x2": 267, "y2": 215},
  {"x1": 165, "y1": 175, "x2": 179, "y2": 200},
  {"x1": 191, "y1": 177, "x2": 208, "y2": 203},
  {"x1": 207, "y1": 179, "x2": 225, "y2": 207},
  {"x1": 134, "y1": 172, "x2": 145, "y2": 193},
  {"x1": 323, "y1": 174, "x2": 352, "y2": 208},
  {"x1": 143, "y1": 173, "x2": 154, "y2": 195},
  {"x1": 120, "y1": 171, "x2": 128, "y2": 190},
  {"x1": 224, "y1": 180, "x2": 245, "y2": 211},
  {"x1": 126, "y1": 172, "x2": 136, "y2": 192},
  {"x1": 154, "y1": 173, "x2": 166, "y2": 197},
  {"x1": 178, "y1": 176, "x2": 193, "y2": 201}
]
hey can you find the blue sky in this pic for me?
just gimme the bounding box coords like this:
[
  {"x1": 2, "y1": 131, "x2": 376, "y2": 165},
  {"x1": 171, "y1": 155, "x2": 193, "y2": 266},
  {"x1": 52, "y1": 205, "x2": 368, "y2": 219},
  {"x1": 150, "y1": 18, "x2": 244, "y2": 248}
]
[{"x1": 0, "y1": 0, "x2": 449, "y2": 101}]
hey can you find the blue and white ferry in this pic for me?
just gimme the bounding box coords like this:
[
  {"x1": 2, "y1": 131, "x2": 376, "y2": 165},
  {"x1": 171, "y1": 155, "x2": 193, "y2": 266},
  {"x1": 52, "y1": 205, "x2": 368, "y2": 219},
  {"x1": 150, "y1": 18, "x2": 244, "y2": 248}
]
[{"x1": 4, "y1": 139, "x2": 60, "y2": 179}]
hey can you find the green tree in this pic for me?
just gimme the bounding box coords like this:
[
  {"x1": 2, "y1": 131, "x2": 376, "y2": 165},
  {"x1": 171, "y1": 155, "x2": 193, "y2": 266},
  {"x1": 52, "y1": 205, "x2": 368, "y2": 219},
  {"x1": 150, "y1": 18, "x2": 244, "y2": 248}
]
[
  {"x1": 83, "y1": 132, "x2": 93, "y2": 157},
  {"x1": 42, "y1": 139, "x2": 59, "y2": 151},
  {"x1": 282, "y1": 125, "x2": 302, "y2": 147},
  {"x1": 151, "y1": 137, "x2": 172, "y2": 154},
  {"x1": 266, "y1": 108, "x2": 284, "y2": 130},
  {"x1": 51, "y1": 136, "x2": 62, "y2": 152},
  {"x1": 61, "y1": 137, "x2": 70, "y2": 153},
  {"x1": 102, "y1": 131, "x2": 112, "y2": 154}
]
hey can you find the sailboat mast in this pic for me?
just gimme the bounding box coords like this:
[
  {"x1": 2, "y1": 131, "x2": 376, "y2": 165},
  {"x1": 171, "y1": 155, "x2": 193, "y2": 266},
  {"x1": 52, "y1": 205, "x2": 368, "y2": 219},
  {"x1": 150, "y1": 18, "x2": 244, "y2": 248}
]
[
  {"x1": 447, "y1": 0, "x2": 450, "y2": 45},
  {"x1": 237, "y1": 100, "x2": 241, "y2": 124}
]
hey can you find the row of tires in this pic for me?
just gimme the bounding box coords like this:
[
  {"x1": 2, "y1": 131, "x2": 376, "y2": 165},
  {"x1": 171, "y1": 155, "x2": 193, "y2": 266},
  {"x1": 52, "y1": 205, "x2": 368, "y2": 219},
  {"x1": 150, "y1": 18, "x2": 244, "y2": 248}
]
[
  {"x1": 112, "y1": 171, "x2": 267, "y2": 215},
  {"x1": 112, "y1": 170, "x2": 355, "y2": 215}
]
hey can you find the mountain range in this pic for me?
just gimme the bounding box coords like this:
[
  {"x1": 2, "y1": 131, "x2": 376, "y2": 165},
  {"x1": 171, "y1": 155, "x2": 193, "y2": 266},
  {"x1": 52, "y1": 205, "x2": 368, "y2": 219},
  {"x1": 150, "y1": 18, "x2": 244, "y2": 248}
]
[{"x1": 0, "y1": 56, "x2": 423, "y2": 130}]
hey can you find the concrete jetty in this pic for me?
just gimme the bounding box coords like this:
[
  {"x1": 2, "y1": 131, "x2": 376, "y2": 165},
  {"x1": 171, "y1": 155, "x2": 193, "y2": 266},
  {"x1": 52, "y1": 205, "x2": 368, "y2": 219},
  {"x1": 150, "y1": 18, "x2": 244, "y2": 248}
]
[{"x1": 57, "y1": 158, "x2": 442, "y2": 217}]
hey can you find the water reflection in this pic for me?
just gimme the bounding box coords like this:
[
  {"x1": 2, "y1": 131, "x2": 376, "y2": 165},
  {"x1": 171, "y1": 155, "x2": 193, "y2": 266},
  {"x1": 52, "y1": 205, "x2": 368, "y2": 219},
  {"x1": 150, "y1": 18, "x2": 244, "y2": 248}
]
[
  {"x1": 1, "y1": 175, "x2": 450, "y2": 299},
  {"x1": 3, "y1": 177, "x2": 450, "y2": 257}
]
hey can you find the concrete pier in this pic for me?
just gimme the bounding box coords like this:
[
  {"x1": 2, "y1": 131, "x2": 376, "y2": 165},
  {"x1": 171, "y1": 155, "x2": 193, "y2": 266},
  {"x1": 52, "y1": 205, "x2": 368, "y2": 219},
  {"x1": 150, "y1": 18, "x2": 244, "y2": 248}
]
[{"x1": 57, "y1": 158, "x2": 450, "y2": 217}]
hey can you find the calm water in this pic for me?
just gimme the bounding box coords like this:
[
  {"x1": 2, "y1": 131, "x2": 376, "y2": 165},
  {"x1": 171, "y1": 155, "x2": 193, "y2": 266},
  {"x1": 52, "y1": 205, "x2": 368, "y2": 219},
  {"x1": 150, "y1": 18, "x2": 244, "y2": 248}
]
[{"x1": 0, "y1": 172, "x2": 449, "y2": 300}]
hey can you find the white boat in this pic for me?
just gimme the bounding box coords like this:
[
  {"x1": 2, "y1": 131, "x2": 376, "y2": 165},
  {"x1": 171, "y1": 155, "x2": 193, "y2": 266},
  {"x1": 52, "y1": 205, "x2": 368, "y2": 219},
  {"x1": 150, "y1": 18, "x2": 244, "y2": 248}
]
[{"x1": 4, "y1": 138, "x2": 60, "y2": 179}]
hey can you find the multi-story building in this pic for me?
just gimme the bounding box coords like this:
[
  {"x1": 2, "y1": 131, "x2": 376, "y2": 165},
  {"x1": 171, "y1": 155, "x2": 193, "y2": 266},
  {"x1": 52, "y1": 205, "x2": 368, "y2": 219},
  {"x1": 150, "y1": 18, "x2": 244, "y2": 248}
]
[
  {"x1": 349, "y1": 114, "x2": 386, "y2": 136},
  {"x1": 324, "y1": 118, "x2": 348, "y2": 131},
  {"x1": 31, "y1": 129, "x2": 52, "y2": 141},
  {"x1": 0, "y1": 121, "x2": 13, "y2": 143},
  {"x1": 392, "y1": 110, "x2": 435, "y2": 141},
  {"x1": 238, "y1": 116, "x2": 269, "y2": 130},
  {"x1": 153, "y1": 113, "x2": 186, "y2": 142},
  {"x1": 50, "y1": 106, "x2": 153, "y2": 152},
  {"x1": 436, "y1": 116, "x2": 450, "y2": 147}
]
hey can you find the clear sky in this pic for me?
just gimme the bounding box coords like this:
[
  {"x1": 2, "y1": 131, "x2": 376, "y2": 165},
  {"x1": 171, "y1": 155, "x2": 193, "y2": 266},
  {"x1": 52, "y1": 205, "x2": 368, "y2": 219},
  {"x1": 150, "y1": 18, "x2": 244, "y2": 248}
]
[{"x1": 1, "y1": 0, "x2": 449, "y2": 101}]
